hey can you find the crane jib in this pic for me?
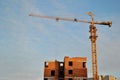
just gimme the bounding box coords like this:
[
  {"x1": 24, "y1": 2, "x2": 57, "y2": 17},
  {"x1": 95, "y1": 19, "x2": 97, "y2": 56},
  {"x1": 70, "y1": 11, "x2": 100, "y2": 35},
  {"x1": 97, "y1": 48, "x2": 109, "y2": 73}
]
[{"x1": 29, "y1": 14, "x2": 112, "y2": 27}]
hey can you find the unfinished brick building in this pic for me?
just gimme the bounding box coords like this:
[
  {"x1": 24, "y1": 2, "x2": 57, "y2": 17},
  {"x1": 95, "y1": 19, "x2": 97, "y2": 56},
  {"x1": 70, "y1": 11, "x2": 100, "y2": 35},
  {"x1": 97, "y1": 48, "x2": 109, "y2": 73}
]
[{"x1": 44, "y1": 56, "x2": 87, "y2": 80}]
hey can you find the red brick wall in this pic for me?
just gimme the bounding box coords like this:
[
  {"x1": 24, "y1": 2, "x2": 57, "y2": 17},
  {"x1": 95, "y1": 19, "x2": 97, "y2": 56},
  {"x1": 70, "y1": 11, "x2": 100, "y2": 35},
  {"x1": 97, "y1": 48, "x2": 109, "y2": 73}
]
[
  {"x1": 64, "y1": 56, "x2": 87, "y2": 80},
  {"x1": 44, "y1": 56, "x2": 88, "y2": 80},
  {"x1": 44, "y1": 61, "x2": 59, "y2": 79}
]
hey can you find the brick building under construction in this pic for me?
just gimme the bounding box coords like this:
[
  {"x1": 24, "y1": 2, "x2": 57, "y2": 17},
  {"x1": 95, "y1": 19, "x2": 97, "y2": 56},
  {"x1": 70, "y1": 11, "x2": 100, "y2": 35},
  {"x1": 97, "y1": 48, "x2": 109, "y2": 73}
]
[{"x1": 44, "y1": 56, "x2": 87, "y2": 80}]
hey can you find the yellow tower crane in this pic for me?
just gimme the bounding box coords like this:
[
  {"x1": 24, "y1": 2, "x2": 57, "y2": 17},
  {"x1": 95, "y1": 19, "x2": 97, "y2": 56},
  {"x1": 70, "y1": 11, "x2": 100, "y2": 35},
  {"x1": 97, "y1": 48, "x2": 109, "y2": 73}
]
[{"x1": 29, "y1": 12, "x2": 112, "y2": 80}]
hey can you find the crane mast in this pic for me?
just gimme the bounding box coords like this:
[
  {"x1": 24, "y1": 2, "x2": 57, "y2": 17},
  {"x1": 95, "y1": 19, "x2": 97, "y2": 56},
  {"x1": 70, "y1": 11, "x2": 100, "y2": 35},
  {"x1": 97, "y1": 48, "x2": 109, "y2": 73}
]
[
  {"x1": 29, "y1": 13, "x2": 112, "y2": 80},
  {"x1": 89, "y1": 13, "x2": 98, "y2": 80}
]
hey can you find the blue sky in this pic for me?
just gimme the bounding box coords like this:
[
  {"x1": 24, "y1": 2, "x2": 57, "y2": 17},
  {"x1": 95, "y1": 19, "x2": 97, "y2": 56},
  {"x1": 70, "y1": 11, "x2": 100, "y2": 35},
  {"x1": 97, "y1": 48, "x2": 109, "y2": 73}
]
[{"x1": 0, "y1": 0, "x2": 120, "y2": 80}]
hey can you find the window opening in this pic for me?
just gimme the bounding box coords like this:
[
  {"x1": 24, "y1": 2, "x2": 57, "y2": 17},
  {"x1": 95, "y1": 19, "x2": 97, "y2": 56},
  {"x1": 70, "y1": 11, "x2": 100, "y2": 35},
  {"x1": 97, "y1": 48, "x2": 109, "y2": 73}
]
[
  {"x1": 44, "y1": 78, "x2": 48, "y2": 80},
  {"x1": 45, "y1": 62, "x2": 48, "y2": 67},
  {"x1": 69, "y1": 61, "x2": 73, "y2": 66},
  {"x1": 68, "y1": 70, "x2": 73, "y2": 74},
  {"x1": 51, "y1": 70, "x2": 55, "y2": 76},
  {"x1": 83, "y1": 62, "x2": 86, "y2": 68},
  {"x1": 69, "y1": 78, "x2": 73, "y2": 80}
]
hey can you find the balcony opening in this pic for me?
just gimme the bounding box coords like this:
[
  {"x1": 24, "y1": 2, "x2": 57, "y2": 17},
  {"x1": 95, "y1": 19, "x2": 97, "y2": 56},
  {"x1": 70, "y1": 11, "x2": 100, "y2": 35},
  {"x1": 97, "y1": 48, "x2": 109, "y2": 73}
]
[
  {"x1": 60, "y1": 70, "x2": 64, "y2": 75},
  {"x1": 60, "y1": 63, "x2": 63, "y2": 67}
]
